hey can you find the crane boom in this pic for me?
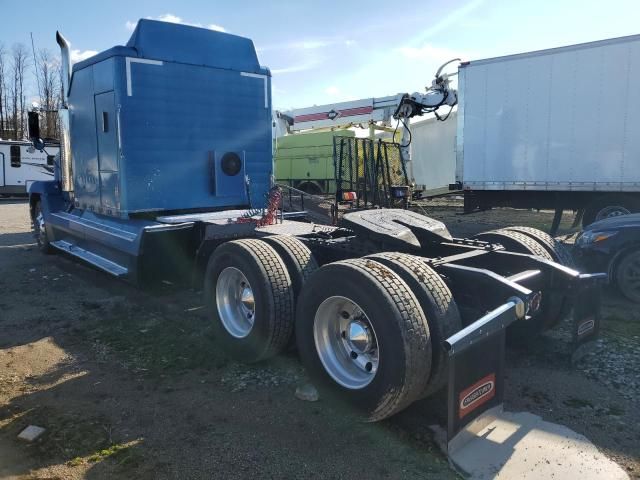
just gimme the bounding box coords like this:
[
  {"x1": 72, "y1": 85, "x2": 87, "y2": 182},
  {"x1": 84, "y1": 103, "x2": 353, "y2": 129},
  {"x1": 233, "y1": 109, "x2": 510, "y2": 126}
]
[{"x1": 274, "y1": 59, "x2": 460, "y2": 184}]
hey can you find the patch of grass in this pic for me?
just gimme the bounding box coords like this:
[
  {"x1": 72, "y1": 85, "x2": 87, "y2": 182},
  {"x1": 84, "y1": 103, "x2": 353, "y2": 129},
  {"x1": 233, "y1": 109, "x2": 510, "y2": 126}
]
[
  {"x1": 68, "y1": 441, "x2": 143, "y2": 470},
  {"x1": 2, "y1": 406, "x2": 114, "y2": 465},
  {"x1": 563, "y1": 397, "x2": 593, "y2": 409},
  {"x1": 601, "y1": 312, "x2": 640, "y2": 339},
  {"x1": 606, "y1": 404, "x2": 625, "y2": 416},
  {"x1": 86, "y1": 442, "x2": 128, "y2": 462},
  {"x1": 82, "y1": 301, "x2": 228, "y2": 377}
]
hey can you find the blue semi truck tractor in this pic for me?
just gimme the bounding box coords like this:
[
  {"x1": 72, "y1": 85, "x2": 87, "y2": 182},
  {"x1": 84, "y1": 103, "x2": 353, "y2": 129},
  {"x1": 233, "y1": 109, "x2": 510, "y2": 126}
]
[{"x1": 27, "y1": 20, "x2": 604, "y2": 424}]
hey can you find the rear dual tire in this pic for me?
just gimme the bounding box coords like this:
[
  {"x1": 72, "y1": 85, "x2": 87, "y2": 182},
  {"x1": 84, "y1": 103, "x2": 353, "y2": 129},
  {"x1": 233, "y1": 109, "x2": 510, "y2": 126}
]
[
  {"x1": 502, "y1": 226, "x2": 574, "y2": 268},
  {"x1": 206, "y1": 240, "x2": 455, "y2": 421},
  {"x1": 473, "y1": 227, "x2": 567, "y2": 333},
  {"x1": 365, "y1": 252, "x2": 461, "y2": 397},
  {"x1": 205, "y1": 239, "x2": 294, "y2": 363},
  {"x1": 205, "y1": 236, "x2": 318, "y2": 362},
  {"x1": 295, "y1": 258, "x2": 433, "y2": 421}
]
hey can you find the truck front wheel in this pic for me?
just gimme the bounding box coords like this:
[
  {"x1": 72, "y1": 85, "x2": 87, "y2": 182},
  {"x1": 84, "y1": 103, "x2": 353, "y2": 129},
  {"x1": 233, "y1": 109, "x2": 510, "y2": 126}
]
[
  {"x1": 204, "y1": 239, "x2": 294, "y2": 362},
  {"x1": 31, "y1": 201, "x2": 52, "y2": 254}
]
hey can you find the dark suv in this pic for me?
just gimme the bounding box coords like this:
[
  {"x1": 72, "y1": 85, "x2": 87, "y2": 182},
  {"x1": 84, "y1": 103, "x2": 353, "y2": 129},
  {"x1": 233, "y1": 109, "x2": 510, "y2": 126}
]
[{"x1": 574, "y1": 213, "x2": 640, "y2": 302}]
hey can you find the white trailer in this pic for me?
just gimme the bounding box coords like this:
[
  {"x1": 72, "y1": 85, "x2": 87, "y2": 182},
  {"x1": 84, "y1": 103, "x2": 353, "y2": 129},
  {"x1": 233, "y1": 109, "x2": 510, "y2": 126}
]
[
  {"x1": 0, "y1": 141, "x2": 59, "y2": 196},
  {"x1": 410, "y1": 112, "x2": 457, "y2": 194},
  {"x1": 456, "y1": 33, "x2": 640, "y2": 227}
]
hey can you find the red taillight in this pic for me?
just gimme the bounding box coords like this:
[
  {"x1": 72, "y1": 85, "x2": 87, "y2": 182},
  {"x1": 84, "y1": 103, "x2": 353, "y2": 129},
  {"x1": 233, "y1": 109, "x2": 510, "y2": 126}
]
[{"x1": 342, "y1": 191, "x2": 357, "y2": 201}]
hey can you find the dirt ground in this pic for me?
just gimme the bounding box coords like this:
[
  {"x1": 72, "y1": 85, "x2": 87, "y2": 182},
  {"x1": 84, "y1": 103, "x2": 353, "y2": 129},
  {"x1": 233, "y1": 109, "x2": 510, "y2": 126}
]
[{"x1": 0, "y1": 199, "x2": 638, "y2": 479}]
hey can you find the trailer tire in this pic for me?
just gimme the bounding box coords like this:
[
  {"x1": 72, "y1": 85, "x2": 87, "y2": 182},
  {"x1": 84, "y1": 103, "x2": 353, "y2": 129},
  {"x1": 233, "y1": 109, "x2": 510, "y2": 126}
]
[
  {"x1": 296, "y1": 258, "x2": 432, "y2": 421},
  {"x1": 502, "y1": 226, "x2": 575, "y2": 267},
  {"x1": 261, "y1": 235, "x2": 318, "y2": 301},
  {"x1": 582, "y1": 195, "x2": 640, "y2": 228},
  {"x1": 473, "y1": 229, "x2": 565, "y2": 334},
  {"x1": 31, "y1": 200, "x2": 52, "y2": 254},
  {"x1": 204, "y1": 239, "x2": 294, "y2": 363},
  {"x1": 365, "y1": 252, "x2": 461, "y2": 397}
]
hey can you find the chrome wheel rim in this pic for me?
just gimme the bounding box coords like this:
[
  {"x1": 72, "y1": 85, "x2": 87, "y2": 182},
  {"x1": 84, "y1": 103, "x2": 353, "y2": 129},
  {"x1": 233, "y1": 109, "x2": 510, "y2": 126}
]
[
  {"x1": 313, "y1": 296, "x2": 379, "y2": 389},
  {"x1": 35, "y1": 210, "x2": 46, "y2": 243},
  {"x1": 215, "y1": 267, "x2": 255, "y2": 338},
  {"x1": 595, "y1": 205, "x2": 630, "y2": 221}
]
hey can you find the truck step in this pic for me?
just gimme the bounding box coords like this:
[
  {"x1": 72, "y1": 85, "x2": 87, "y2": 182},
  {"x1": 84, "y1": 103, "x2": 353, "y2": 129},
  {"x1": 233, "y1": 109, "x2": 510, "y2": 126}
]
[{"x1": 50, "y1": 240, "x2": 129, "y2": 277}]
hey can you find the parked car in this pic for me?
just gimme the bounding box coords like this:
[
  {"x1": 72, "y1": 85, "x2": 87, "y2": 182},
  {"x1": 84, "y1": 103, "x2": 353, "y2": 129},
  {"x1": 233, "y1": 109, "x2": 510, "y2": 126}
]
[{"x1": 574, "y1": 214, "x2": 640, "y2": 302}]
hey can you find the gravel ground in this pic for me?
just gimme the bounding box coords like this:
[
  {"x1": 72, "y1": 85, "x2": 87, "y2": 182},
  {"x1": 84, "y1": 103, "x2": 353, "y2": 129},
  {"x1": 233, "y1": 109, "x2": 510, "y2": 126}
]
[{"x1": 0, "y1": 199, "x2": 638, "y2": 479}]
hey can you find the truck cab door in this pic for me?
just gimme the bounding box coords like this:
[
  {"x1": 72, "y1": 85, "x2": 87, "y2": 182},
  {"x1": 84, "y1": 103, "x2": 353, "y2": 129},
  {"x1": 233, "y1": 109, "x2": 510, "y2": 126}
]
[{"x1": 94, "y1": 91, "x2": 119, "y2": 211}]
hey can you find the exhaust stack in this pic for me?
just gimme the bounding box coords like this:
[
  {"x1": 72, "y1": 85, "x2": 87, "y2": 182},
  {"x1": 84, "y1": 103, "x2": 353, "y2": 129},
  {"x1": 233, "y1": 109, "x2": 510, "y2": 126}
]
[
  {"x1": 56, "y1": 31, "x2": 73, "y2": 193},
  {"x1": 56, "y1": 31, "x2": 71, "y2": 105}
]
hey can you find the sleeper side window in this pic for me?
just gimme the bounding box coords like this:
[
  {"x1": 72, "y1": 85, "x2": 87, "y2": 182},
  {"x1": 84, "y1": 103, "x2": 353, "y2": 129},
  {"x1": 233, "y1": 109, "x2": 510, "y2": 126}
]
[{"x1": 10, "y1": 145, "x2": 20, "y2": 168}]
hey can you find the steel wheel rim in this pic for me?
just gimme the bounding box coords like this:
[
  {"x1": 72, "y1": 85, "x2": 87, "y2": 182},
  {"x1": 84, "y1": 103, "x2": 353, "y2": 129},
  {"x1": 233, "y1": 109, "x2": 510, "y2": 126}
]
[
  {"x1": 215, "y1": 267, "x2": 255, "y2": 338},
  {"x1": 596, "y1": 205, "x2": 630, "y2": 221},
  {"x1": 313, "y1": 296, "x2": 379, "y2": 389},
  {"x1": 620, "y1": 253, "x2": 640, "y2": 298}
]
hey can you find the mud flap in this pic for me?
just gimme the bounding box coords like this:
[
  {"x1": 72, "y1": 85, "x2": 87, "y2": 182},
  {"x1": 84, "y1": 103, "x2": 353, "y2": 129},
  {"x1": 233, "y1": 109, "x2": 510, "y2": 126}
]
[
  {"x1": 443, "y1": 294, "x2": 628, "y2": 479},
  {"x1": 571, "y1": 279, "x2": 602, "y2": 346},
  {"x1": 569, "y1": 274, "x2": 604, "y2": 364},
  {"x1": 444, "y1": 300, "x2": 521, "y2": 447}
]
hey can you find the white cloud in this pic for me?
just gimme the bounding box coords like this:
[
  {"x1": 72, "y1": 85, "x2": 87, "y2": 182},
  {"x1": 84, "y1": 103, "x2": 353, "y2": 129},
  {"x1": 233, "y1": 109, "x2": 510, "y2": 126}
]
[
  {"x1": 157, "y1": 13, "x2": 182, "y2": 23},
  {"x1": 296, "y1": 40, "x2": 332, "y2": 49},
  {"x1": 258, "y1": 38, "x2": 354, "y2": 52},
  {"x1": 70, "y1": 49, "x2": 98, "y2": 63},
  {"x1": 412, "y1": 0, "x2": 485, "y2": 43},
  {"x1": 125, "y1": 14, "x2": 226, "y2": 32}
]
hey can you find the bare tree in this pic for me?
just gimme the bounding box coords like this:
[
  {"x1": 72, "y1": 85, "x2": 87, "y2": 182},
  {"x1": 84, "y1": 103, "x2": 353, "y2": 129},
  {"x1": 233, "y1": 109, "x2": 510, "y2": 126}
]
[
  {"x1": 0, "y1": 44, "x2": 6, "y2": 138},
  {"x1": 10, "y1": 43, "x2": 30, "y2": 139},
  {"x1": 36, "y1": 48, "x2": 61, "y2": 139}
]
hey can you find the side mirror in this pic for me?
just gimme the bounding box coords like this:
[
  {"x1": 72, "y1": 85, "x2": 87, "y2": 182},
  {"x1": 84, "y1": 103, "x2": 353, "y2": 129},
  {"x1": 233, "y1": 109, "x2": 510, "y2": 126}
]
[{"x1": 27, "y1": 111, "x2": 45, "y2": 151}]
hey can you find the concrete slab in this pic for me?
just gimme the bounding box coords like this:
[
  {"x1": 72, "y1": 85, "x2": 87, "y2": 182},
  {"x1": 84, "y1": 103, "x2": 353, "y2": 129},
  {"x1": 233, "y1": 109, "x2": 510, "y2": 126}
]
[
  {"x1": 448, "y1": 409, "x2": 629, "y2": 479},
  {"x1": 17, "y1": 425, "x2": 46, "y2": 442}
]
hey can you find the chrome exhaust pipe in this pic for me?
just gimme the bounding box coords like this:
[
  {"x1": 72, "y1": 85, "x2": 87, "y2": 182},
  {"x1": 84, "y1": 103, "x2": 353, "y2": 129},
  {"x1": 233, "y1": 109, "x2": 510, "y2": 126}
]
[
  {"x1": 56, "y1": 31, "x2": 71, "y2": 105},
  {"x1": 56, "y1": 31, "x2": 73, "y2": 193}
]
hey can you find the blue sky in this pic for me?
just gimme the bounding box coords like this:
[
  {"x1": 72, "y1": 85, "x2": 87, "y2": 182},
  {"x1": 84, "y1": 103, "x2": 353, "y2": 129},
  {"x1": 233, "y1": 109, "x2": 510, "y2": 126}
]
[{"x1": 3, "y1": 0, "x2": 640, "y2": 110}]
